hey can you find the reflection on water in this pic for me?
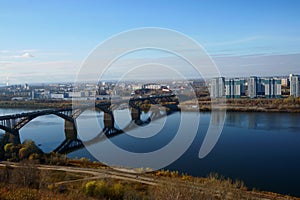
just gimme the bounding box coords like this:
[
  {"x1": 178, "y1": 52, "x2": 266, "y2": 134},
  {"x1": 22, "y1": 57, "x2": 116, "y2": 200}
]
[
  {"x1": 225, "y1": 112, "x2": 300, "y2": 131},
  {"x1": 24, "y1": 121, "x2": 61, "y2": 127}
]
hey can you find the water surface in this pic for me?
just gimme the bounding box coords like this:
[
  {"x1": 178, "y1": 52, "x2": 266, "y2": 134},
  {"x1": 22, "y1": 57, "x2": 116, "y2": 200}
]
[{"x1": 1, "y1": 108, "x2": 300, "y2": 197}]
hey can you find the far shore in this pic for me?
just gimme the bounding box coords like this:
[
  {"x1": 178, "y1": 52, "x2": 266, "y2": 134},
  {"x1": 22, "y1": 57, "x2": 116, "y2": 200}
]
[{"x1": 0, "y1": 97, "x2": 300, "y2": 113}]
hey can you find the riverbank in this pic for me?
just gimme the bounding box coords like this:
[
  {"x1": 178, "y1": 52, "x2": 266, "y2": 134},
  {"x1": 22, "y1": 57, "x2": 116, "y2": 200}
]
[
  {"x1": 0, "y1": 100, "x2": 72, "y2": 109},
  {"x1": 182, "y1": 97, "x2": 300, "y2": 113},
  {"x1": 1, "y1": 160, "x2": 299, "y2": 200},
  {"x1": 1, "y1": 137, "x2": 299, "y2": 199},
  {"x1": 1, "y1": 97, "x2": 300, "y2": 113},
  {"x1": 0, "y1": 97, "x2": 300, "y2": 113}
]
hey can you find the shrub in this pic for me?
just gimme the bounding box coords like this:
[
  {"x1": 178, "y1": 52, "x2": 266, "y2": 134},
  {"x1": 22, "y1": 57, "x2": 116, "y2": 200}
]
[
  {"x1": 84, "y1": 180, "x2": 125, "y2": 199},
  {"x1": 111, "y1": 182, "x2": 125, "y2": 200},
  {"x1": 84, "y1": 181, "x2": 97, "y2": 196},
  {"x1": 84, "y1": 180, "x2": 109, "y2": 198}
]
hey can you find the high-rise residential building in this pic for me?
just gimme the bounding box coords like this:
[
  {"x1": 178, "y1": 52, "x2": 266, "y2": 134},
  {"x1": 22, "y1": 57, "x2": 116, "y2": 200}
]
[
  {"x1": 275, "y1": 78, "x2": 282, "y2": 98},
  {"x1": 248, "y1": 76, "x2": 258, "y2": 98},
  {"x1": 281, "y1": 78, "x2": 289, "y2": 87},
  {"x1": 210, "y1": 77, "x2": 225, "y2": 98},
  {"x1": 225, "y1": 78, "x2": 244, "y2": 98},
  {"x1": 225, "y1": 79, "x2": 234, "y2": 98},
  {"x1": 289, "y1": 74, "x2": 294, "y2": 84},
  {"x1": 290, "y1": 75, "x2": 300, "y2": 97},
  {"x1": 263, "y1": 78, "x2": 281, "y2": 98},
  {"x1": 248, "y1": 76, "x2": 265, "y2": 98},
  {"x1": 257, "y1": 78, "x2": 265, "y2": 96},
  {"x1": 240, "y1": 79, "x2": 246, "y2": 96},
  {"x1": 233, "y1": 79, "x2": 242, "y2": 98}
]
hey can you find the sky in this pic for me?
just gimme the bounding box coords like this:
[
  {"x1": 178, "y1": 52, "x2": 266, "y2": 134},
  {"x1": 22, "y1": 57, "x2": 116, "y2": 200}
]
[{"x1": 1, "y1": 0, "x2": 300, "y2": 84}]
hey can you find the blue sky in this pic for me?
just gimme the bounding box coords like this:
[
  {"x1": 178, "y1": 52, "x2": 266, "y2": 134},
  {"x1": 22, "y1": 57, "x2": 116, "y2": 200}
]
[{"x1": 1, "y1": 0, "x2": 300, "y2": 83}]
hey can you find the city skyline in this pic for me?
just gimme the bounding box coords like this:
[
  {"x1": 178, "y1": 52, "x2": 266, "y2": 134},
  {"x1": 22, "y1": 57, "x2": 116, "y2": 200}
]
[
  {"x1": 1, "y1": 0, "x2": 300, "y2": 84},
  {"x1": 0, "y1": 73, "x2": 299, "y2": 88}
]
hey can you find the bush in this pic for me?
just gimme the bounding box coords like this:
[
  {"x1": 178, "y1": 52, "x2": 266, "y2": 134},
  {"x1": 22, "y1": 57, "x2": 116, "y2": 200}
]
[
  {"x1": 84, "y1": 181, "x2": 97, "y2": 196},
  {"x1": 84, "y1": 180, "x2": 125, "y2": 199},
  {"x1": 2, "y1": 140, "x2": 43, "y2": 162},
  {"x1": 84, "y1": 180, "x2": 109, "y2": 198},
  {"x1": 111, "y1": 182, "x2": 125, "y2": 200}
]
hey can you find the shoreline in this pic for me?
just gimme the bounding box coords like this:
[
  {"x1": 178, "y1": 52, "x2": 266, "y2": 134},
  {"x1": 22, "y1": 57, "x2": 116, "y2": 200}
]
[{"x1": 1, "y1": 98, "x2": 300, "y2": 113}]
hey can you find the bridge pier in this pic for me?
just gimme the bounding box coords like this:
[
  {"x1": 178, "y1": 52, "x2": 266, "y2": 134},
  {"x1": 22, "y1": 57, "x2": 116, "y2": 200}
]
[
  {"x1": 103, "y1": 112, "x2": 115, "y2": 128},
  {"x1": 130, "y1": 107, "x2": 141, "y2": 121},
  {"x1": 4, "y1": 131, "x2": 21, "y2": 145},
  {"x1": 130, "y1": 107, "x2": 146, "y2": 125},
  {"x1": 64, "y1": 120, "x2": 77, "y2": 140},
  {"x1": 53, "y1": 119, "x2": 83, "y2": 154}
]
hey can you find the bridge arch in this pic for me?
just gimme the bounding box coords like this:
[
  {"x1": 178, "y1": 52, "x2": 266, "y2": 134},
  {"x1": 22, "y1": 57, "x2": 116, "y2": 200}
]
[
  {"x1": 19, "y1": 114, "x2": 77, "y2": 153},
  {"x1": 0, "y1": 109, "x2": 77, "y2": 145},
  {"x1": 0, "y1": 125, "x2": 17, "y2": 135},
  {"x1": 15, "y1": 111, "x2": 74, "y2": 131}
]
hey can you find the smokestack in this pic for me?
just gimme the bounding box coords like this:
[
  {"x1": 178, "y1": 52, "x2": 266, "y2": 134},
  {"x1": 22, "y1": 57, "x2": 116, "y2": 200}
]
[{"x1": 6, "y1": 76, "x2": 9, "y2": 86}]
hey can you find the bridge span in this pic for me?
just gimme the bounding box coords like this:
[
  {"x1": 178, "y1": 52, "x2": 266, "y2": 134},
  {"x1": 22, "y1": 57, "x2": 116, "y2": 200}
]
[{"x1": 0, "y1": 94, "x2": 180, "y2": 154}]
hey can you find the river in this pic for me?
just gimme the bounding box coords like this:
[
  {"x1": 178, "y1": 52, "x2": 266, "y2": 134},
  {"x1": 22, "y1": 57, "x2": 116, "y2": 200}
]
[{"x1": 0, "y1": 108, "x2": 300, "y2": 197}]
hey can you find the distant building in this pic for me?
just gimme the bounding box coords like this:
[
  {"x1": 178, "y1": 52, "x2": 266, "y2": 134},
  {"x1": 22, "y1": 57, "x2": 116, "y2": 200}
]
[
  {"x1": 240, "y1": 79, "x2": 246, "y2": 95},
  {"x1": 143, "y1": 83, "x2": 161, "y2": 90},
  {"x1": 225, "y1": 78, "x2": 244, "y2": 98},
  {"x1": 289, "y1": 74, "x2": 294, "y2": 84},
  {"x1": 225, "y1": 79, "x2": 234, "y2": 98},
  {"x1": 32, "y1": 90, "x2": 35, "y2": 100},
  {"x1": 32, "y1": 89, "x2": 50, "y2": 99},
  {"x1": 161, "y1": 85, "x2": 171, "y2": 93},
  {"x1": 248, "y1": 76, "x2": 258, "y2": 98},
  {"x1": 290, "y1": 75, "x2": 300, "y2": 97},
  {"x1": 68, "y1": 92, "x2": 83, "y2": 98},
  {"x1": 24, "y1": 83, "x2": 29, "y2": 90},
  {"x1": 50, "y1": 93, "x2": 64, "y2": 99},
  {"x1": 257, "y1": 78, "x2": 265, "y2": 96},
  {"x1": 281, "y1": 78, "x2": 289, "y2": 87},
  {"x1": 248, "y1": 76, "x2": 265, "y2": 98},
  {"x1": 210, "y1": 77, "x2": 225, "y2": 98},
  {"x1": 263, "y1": 78, "x2": 281, "y2": 98}
]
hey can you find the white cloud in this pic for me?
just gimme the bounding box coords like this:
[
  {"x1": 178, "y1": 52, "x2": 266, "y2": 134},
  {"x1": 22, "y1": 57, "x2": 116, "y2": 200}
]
[
  {"x1": 16, "y1": 52, "x2": 34, "y2": 58},
  {"x1": 21, "y1": 49, "x2": 38, "y2": 53},
  {"x1": 0, "y1": 49, "x2": 72, "y2": 60},
  {"x1": 0, "y1": 50, "x2": 35, "y2": 59}
]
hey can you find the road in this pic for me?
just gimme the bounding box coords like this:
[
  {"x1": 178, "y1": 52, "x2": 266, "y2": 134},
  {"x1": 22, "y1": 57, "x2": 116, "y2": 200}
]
[{"x1": 0, "y1": 161, "x2": 157, "y2": 186}]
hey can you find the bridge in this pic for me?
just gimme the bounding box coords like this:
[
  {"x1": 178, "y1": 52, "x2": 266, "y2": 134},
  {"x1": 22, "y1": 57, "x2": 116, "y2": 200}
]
[{"x1": 0, "y1": 94, "x2": 180, "y2": 154}]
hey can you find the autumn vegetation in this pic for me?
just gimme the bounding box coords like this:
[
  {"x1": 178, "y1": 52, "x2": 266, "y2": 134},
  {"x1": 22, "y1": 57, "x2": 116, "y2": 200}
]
[
  {"x1": 0, "y1": 139, "x2": 298, "y2": 200},
  {"x1": 183, "y1": 96, "x2": 300, "y2": 112},
  {"x1": 0, "y1": 99, "x2": 72, "y2": 109},
  {"x1": 1, "y1": 160, "x2": 298, "y2": 200},
  {"x1": 2, "y1": 96, "x2": 300, "y2": 113}
]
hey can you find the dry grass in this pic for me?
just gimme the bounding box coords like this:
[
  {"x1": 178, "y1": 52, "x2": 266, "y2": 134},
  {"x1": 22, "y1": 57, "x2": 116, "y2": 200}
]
[{"x1": 0, "y1": 161, "x2": 299, "y2": 200}]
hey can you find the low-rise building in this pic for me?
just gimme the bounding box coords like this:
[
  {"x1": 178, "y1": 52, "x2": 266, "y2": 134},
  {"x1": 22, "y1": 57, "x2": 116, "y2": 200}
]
[{"x1": 50, "y1": 93, "x2": 64, "y2": 99}]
